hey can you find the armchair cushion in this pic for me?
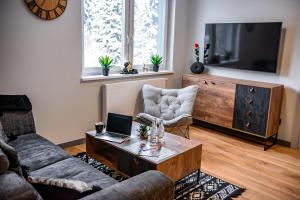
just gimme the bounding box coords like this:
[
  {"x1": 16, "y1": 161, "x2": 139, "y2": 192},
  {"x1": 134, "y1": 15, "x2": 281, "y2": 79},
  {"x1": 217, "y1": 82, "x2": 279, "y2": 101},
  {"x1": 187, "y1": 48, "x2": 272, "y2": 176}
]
[
  {"x1": 142, "y1": 85, "x2": 198, "y2": 120},
  {"x1": 136, "y1": 113, "x2": 193, "y2": 127}
]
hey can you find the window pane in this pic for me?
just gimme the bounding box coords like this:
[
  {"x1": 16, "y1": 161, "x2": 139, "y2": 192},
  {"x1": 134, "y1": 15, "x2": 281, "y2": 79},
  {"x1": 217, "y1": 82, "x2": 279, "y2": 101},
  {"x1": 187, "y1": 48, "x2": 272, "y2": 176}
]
[
  {"x1": 133, "y1": 0, "x2": 164, "y2": 66},
  {"x1": 83, "y1": 0, "x2": 123, "y2": 68}
]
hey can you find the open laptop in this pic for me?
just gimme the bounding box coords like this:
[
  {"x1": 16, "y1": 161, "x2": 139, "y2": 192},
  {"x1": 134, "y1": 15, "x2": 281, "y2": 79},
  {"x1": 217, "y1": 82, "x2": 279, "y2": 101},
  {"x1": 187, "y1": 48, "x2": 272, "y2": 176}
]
[{"x1": 95, "y1": 113, "x2": 133, "y2": 143}]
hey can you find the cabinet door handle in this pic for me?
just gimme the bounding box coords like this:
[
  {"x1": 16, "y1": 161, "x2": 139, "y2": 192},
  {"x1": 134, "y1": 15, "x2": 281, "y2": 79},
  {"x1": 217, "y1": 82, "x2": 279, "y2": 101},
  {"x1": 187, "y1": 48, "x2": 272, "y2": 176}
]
[
  {"x1": 133, "y1": 158, "x2": 139, "y2": 165},
  {"x1": 246, "y1": 111, "x2": 252, "y2": 116},
  {"x1": 246, "y1": 122, "x2": 251, "y2": 128},
  {"x1": 247, "y1": 99, "x2": 254, "y2": 104},
  {"x1": 249, "y1": 87, "x2": 254, "y2": 93}
]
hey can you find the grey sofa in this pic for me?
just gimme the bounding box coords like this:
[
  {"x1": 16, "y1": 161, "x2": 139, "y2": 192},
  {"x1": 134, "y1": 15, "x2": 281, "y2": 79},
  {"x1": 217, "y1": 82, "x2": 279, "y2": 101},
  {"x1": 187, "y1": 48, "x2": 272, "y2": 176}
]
[{"x1": 0, "y1": 95, "x2": 174, "y2": 200}]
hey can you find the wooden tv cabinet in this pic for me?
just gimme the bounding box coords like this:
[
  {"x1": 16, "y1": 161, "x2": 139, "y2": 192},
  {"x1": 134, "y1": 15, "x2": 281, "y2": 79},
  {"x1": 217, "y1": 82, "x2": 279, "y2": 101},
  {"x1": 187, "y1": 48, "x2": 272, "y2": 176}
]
[{"x1": 182, "y1": 74, "x2": 284, "y2": 150}]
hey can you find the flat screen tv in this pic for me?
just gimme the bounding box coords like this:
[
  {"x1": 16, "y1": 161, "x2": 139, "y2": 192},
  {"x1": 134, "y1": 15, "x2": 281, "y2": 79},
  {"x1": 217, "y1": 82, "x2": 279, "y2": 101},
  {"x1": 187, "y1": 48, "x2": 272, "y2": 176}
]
[{"x1": 203, "y1": 22, "x2": 282, "y2": 73}]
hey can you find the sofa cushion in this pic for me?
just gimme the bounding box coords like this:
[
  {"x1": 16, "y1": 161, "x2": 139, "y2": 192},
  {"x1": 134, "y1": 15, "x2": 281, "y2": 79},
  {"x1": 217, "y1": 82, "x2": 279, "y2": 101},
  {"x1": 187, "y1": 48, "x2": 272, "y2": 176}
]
[
  {"x1": 0, "y1": 112, "x2": 36, "y2": 137},
  {"x1": 0, "y1": 122, "x2": 8, "y2": 143},
  {"x1": 0, "y1": 95, "x2": 32, "y2": 112},
  {"x1": 29, "y1": 157, "x2": 118, "y2": 190},
  {"x1": 8, "y1": 133, "x2": 71, "y2": 172},
  {"x1": 28, "y1": 176, "x2": 94, "y2": 193},
  {"x1": 0, "y1": 148, "x2": 9, "y2": 174},
  {"x1": 0, "y1": 170, "x2": 42, "y2": 200}
]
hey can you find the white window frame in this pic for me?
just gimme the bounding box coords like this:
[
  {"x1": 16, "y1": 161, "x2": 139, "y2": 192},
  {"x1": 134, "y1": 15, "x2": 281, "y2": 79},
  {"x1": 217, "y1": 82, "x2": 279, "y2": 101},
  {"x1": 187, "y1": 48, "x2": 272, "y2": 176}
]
[{"x1": 82, "y1": 0, "x2": 169, "y2": 77}]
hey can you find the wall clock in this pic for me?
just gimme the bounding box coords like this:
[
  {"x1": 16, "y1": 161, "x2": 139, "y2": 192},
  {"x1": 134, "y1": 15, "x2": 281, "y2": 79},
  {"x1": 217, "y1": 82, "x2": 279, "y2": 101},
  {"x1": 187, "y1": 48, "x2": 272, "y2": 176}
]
[{"x1": 25, "y1": 0, "x2": 67, "y2": 20}]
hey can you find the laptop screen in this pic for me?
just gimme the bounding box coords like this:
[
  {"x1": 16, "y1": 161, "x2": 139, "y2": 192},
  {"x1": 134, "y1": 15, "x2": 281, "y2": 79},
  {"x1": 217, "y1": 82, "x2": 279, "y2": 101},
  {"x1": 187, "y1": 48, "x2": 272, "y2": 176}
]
[{"x1": 106, "y1": 113, "x2": 133, "y2": 136}]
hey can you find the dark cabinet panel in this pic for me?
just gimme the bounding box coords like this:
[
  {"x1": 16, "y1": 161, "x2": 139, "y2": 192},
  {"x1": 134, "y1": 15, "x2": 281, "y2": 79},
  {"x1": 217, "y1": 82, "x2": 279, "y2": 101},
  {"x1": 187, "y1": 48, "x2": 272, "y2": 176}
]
[{"x1": 233, "y1": 84, "x2": 271, "y2": 136}]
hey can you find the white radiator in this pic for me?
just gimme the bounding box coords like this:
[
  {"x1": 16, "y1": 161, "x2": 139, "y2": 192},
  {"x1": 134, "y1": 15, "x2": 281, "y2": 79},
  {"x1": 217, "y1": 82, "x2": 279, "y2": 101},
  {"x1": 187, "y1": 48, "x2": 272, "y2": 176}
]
[{"x1": 102, "y1": 78, "x2": 167, "y2": 123}]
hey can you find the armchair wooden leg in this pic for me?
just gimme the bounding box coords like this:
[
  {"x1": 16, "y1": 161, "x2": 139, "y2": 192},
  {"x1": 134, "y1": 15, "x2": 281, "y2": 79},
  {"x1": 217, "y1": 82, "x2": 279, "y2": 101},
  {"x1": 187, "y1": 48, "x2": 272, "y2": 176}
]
[
  {"x1": 165, "y1": 125, "x2": 190, "y2": 139},
  {"x1": 184, "y1": 126, "x2": 190, "y2": 139}
]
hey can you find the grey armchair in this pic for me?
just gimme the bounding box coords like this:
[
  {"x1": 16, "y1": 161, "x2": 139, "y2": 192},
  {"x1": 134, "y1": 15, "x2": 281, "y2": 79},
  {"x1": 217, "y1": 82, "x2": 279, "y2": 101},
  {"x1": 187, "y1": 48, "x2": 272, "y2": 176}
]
[{"x1": 136, "y1": 84, "x2": 198, "y2": 138}]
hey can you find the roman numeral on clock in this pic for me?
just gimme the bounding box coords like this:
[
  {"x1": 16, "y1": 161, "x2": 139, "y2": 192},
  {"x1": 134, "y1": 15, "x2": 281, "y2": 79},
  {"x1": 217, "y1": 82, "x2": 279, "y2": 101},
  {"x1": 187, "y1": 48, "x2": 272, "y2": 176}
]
[
  {"x1": 26, "y1": 0, "x2": 36, "y2": 10},
  {"x1": 54, "y1": 9, "x2": 60, "y2": 17},
  {"x1": 46, "y1": 11, "x2": 51, "y2": 20},
  {"x1": 57, "y1": 3, "x2": 66, "y2": 11},
  {"x1": 36, "y1": 7, "x2": 42, "y2": 17}
]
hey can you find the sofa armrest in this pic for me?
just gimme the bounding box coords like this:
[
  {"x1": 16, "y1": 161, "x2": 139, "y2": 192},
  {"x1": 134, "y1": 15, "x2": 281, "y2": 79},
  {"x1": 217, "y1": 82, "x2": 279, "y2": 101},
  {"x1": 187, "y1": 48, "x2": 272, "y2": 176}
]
[
  {"x1": 0, "y1": 171, "x2": 42, "y2": 200},
  {"x1": 80, "y1": 170, "x2": 174, "y2": 200}
]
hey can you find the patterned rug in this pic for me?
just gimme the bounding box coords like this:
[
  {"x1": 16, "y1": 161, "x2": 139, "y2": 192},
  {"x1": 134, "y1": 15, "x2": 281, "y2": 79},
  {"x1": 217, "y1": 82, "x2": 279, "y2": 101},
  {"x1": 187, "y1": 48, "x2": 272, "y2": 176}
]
[{"x1": 74, "y1": 152, "x2": 245, "y2": 200}]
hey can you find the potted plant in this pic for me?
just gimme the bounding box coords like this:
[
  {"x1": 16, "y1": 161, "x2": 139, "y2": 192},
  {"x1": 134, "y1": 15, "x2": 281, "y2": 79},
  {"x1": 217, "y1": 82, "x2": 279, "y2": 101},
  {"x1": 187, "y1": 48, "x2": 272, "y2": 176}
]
[
  {"x1": 150, "y1": 55, "x2": 163, "y2": 72},
  {"x1": 137, "y1": 124, "x2": 149, "y2": 140},
  {"x1": 98, "y1": 55, "x2": 113, "y2": 76},
  {"x1": 190, "y1": 42, "x2": 204, "y2": 74}
]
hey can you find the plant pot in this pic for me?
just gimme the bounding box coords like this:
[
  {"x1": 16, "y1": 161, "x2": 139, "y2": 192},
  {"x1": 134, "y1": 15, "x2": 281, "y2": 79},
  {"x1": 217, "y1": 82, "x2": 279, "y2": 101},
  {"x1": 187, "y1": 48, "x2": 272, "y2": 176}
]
[
  {"x1": 102, "y1": 68, "x2": 110, "y2": 76},
  {"x1": 153, "y1": 65, "x2": 159, "y2": 72},
  {"x1": 190, "y1": 62, "x2": 204, "y2": 74},
  {"x1": 139, "y1": 133, "x2": 148, "y2": 140}
]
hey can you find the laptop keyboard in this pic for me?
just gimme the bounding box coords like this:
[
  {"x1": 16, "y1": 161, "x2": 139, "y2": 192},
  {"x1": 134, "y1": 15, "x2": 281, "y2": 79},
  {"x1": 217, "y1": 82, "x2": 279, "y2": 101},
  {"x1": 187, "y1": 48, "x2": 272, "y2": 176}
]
[{"x1": 106, "y1": 131, "x2": 128, "y2": 139}]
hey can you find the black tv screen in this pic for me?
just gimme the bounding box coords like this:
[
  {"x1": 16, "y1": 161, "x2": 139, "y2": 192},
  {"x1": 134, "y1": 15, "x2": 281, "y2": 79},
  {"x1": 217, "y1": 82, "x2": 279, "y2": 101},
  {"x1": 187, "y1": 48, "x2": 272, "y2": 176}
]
[{"x1": 203, "y1": 22, "x2": 282, "y2": 73}]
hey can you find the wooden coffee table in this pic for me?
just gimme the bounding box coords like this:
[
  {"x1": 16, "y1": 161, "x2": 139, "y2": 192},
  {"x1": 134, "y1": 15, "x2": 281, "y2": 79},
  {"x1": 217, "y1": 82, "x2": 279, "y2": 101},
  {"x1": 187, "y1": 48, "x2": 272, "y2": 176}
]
[{"x1": 86, "y1": 122, "x2": 202, "y2": 182}]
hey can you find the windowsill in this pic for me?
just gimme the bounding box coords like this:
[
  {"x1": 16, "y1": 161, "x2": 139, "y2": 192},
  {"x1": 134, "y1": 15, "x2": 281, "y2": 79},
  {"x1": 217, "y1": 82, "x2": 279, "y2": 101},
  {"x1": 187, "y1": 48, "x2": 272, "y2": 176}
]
[{"x1": 81, "y1": 70, "x2": 174, "y2": 82}]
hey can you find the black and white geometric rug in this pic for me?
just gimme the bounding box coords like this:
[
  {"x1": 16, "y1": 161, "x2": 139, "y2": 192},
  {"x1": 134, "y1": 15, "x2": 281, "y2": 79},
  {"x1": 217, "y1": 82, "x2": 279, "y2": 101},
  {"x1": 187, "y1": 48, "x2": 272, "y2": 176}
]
[{"x1": 75, "y1": 152, "x2": 245, "y2": 200}]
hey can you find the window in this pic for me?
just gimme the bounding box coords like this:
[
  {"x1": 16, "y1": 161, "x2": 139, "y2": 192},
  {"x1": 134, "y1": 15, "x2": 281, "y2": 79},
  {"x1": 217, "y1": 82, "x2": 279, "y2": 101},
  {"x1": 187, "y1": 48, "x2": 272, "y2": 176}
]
[
  {"x1": 82, "y1": 0, "x2": 168, "y2": 76},
  {"x1": 133, "y1": 0, "x2": 166, "y2": 66}
]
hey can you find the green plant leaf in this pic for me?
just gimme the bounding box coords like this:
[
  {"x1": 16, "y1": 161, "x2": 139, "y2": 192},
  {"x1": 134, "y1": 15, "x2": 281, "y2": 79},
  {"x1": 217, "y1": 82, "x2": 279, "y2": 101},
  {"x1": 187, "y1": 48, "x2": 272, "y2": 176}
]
[
  {"x1": 150, "y1": 54, "x2": 163, "y2": 65},
  {"x1": 98, "y1": 55, "x2": 113, "y2": 68}
]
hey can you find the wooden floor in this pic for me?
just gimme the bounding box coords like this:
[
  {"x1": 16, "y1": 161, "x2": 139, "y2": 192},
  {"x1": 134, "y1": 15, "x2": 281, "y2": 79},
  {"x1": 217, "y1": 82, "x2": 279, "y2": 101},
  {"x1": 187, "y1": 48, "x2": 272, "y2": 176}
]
[{"x1": 64, "y1": 126, "x2": 300, "y2": 200}]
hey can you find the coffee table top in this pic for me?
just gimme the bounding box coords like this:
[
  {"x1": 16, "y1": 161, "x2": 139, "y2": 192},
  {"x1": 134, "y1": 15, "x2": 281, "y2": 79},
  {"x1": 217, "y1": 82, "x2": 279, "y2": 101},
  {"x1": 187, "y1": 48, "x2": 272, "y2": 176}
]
[{"x1": 86, "y1": 122, "x2": 202, "y2": 164}]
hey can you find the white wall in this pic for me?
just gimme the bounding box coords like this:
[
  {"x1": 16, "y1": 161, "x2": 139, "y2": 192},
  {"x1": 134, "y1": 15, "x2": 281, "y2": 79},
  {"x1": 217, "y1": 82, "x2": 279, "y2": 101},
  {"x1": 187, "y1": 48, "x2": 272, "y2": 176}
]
[
  {"x1": 0, "y1": 0, "x2": 189, "y2": 144},
  {"x1": 186, "y1": 0, "x2": 300, "y2": 147},
  {"x1": 168, "y1": 0, "x2": 189, "y2": 87}
]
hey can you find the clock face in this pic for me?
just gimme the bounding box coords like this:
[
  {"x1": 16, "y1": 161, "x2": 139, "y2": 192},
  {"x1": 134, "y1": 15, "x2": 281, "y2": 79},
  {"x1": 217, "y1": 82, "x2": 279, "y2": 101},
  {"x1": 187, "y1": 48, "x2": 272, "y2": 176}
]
[{"x1": 25, "y1": 0, "x2": 67, "y2": 20}]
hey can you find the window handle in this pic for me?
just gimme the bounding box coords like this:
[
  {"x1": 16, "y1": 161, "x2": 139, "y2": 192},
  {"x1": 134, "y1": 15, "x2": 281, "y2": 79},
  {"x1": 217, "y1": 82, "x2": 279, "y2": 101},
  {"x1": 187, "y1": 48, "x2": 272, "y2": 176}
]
[
  {"x1": 126, "y1": 35, "x2": 133, "y2": 45},
  {"x1": 126, "y1": 35, "x2": 130, "y2": 45}
]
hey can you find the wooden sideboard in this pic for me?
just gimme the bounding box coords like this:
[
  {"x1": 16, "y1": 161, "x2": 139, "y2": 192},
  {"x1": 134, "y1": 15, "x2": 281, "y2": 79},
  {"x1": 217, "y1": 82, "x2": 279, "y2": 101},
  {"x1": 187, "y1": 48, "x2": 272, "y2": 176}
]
[{"x1": 182, "y1": 74, "x2": 284, "y2": 148}]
